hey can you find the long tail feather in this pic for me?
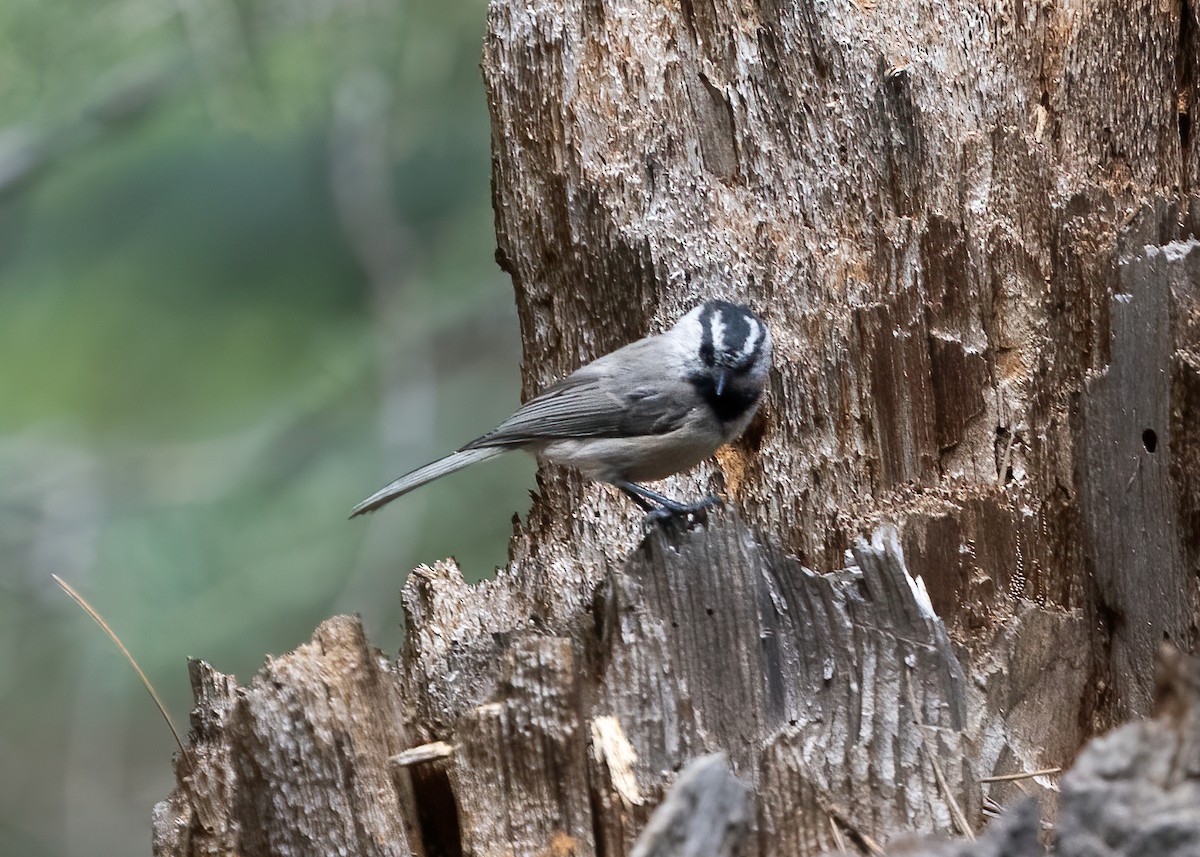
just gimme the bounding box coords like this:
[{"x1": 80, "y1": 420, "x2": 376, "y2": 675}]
[{"x1": 350, "y1": 447, "x2": 508, "y2": 518}]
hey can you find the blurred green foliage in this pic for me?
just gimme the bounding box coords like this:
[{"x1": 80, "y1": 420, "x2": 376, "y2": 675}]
[{"x1": 0, "y1": 0, "x2": 532, "y2": 853}]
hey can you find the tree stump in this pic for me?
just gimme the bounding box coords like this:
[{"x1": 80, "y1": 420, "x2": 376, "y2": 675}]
[{"x1": 154, "y1": 0, "x2": 1200, "y2": 853}]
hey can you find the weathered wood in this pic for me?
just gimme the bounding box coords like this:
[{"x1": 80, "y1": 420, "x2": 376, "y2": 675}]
[
  {"x1": 154, "y1": 573, "x2": 1200, "y2": 854},
  {"x1": 401, "y1": 518, "x2": 1011, "y2": 856},
  {"x1": 1169, "y1": 237, "x2": 1200, "y2": 646},
  {"x1": 152, "y1": 617, "x2": 421, "y2": 857},
  {"x1": 449, "y1": 637, "x2": 595, "y2": 857},
  {"x1": 592, "y1": 522, "x2": 989, "y2": 856},
  {"x1": 816, "y1": 645, "x2": 1200, "y2": 857},
  {"x1": 154, "y1": 0, "x2": 1200, "y2": 850},
  {"x1": 152, "y1": 577, "x2": 1200, "y2": 857},
  {"x1": 478, "y1": 0, "x2": 1200, "y2": 742},
  {"x1": 1077, "y1": 239, "x2": 1193, "y2": 716},
  {"x1": 156, "y1": 520, "x2": 1067, "y2": 856}
]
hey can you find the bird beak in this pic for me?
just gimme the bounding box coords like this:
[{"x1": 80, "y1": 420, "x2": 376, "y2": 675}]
[{"x1": 715, "y1": 371, "x2": 728, "y2": 397}]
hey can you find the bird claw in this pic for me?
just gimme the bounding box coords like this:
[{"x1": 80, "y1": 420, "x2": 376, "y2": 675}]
[{"x1": 641, "y1": 495, "x2": 723, "y2": 530}]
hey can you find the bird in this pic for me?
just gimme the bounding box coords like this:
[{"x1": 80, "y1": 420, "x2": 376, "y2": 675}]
[{"x1": 350, "y1": 299, "x2": 772, "y2": 520}]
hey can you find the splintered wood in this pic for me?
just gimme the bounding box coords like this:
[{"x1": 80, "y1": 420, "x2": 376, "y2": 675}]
[
  {"x1": 154, "y1": 0, "x2": 1200, "y2": 850},
  {"x1": 156, "y1": 524, "x2": 1063, "y2": 856}
]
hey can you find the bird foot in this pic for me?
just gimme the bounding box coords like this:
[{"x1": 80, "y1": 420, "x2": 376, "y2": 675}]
[
  {"x1": 641, "y1": 494, "x2": 723, "y2": 529},
  {"x1": 616, "y1": 482, "x2": 723, "y2": 528}
]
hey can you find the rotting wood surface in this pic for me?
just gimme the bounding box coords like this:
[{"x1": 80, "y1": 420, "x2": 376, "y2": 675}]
[
  {"x1": 155, "y1": 524, "x2": 1019, "y2": 855},
  {"x1": 480, "y1": 0, "x2": 1200, "y2": 733},
  {"x1": 154, "y1": 0, "x2": 1200, "y2": 852},
  {"x1": 153, "y1": 525, "x2": 1200, "y2": 856}
]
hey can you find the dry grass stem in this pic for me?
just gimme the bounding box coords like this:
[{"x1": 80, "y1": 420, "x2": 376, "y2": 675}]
[
  {"x1": 52, "y1": 574, "x2": 187, "y2": 759},
  {"x1": 978, "y1": 767, "x2": 1061, "y2": 784},
  {"x1": 829, "y1": 815, "x2": 847, "y2": 852}
]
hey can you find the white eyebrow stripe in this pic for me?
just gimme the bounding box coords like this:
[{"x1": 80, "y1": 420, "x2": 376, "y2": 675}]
[
  {"x1": 710, "y1": 313, "x2": 727, "y2": 355},
  {"x1": 741, "y1": 318, "x2": 761, "y2": 356}
]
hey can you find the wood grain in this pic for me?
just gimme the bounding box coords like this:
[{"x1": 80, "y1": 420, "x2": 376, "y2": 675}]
[{"x1": 154, "y1": 0, "x2": 1200, "y2": 851}]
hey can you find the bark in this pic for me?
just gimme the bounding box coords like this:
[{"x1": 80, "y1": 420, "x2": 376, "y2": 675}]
[
  {"x1": 155, "y1": 0, "x2": 1200, "y2": 853},
  {"x1": 480, "y1": 0, "x2": 1200, "y2": 730},
  {"x1": 152, "y1": 618, "x2": 422, "y2": 856}
]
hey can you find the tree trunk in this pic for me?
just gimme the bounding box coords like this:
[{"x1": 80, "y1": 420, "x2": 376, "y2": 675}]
[{"x1": 154, "y1": 0, "x2": 1200, "y2": 853}]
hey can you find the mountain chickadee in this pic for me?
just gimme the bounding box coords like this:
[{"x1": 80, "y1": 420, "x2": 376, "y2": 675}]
[{"x1": 351, "y1": 299, "x2": 771, "y2": 520}]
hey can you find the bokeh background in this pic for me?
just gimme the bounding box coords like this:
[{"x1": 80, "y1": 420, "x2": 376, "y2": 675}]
[{"x1": 0, "y1": 0, "x2": 533, "y2": 852}]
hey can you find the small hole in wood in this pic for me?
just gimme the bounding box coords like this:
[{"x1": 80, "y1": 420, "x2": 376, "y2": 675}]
[
  {"x1": 739, "y1": 408, "x2": 768, "y2": 454},
  {"x1": 410, "y1": 764, "x2": 463, "y2": 857},
  {"x1": 589, "y1": 783, "x2": 608, "y2": 857},
  {"x1": 1143, "y1": 428, "x2": 1158, "y2": 453},
  {"x1": 705, "y1": 607, "x2": 714, "y2": 616}
]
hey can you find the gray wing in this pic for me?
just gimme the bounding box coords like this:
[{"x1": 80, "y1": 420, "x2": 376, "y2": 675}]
[{"x1": 461, "y1": 343, "x2": 690, "y2": 450}]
